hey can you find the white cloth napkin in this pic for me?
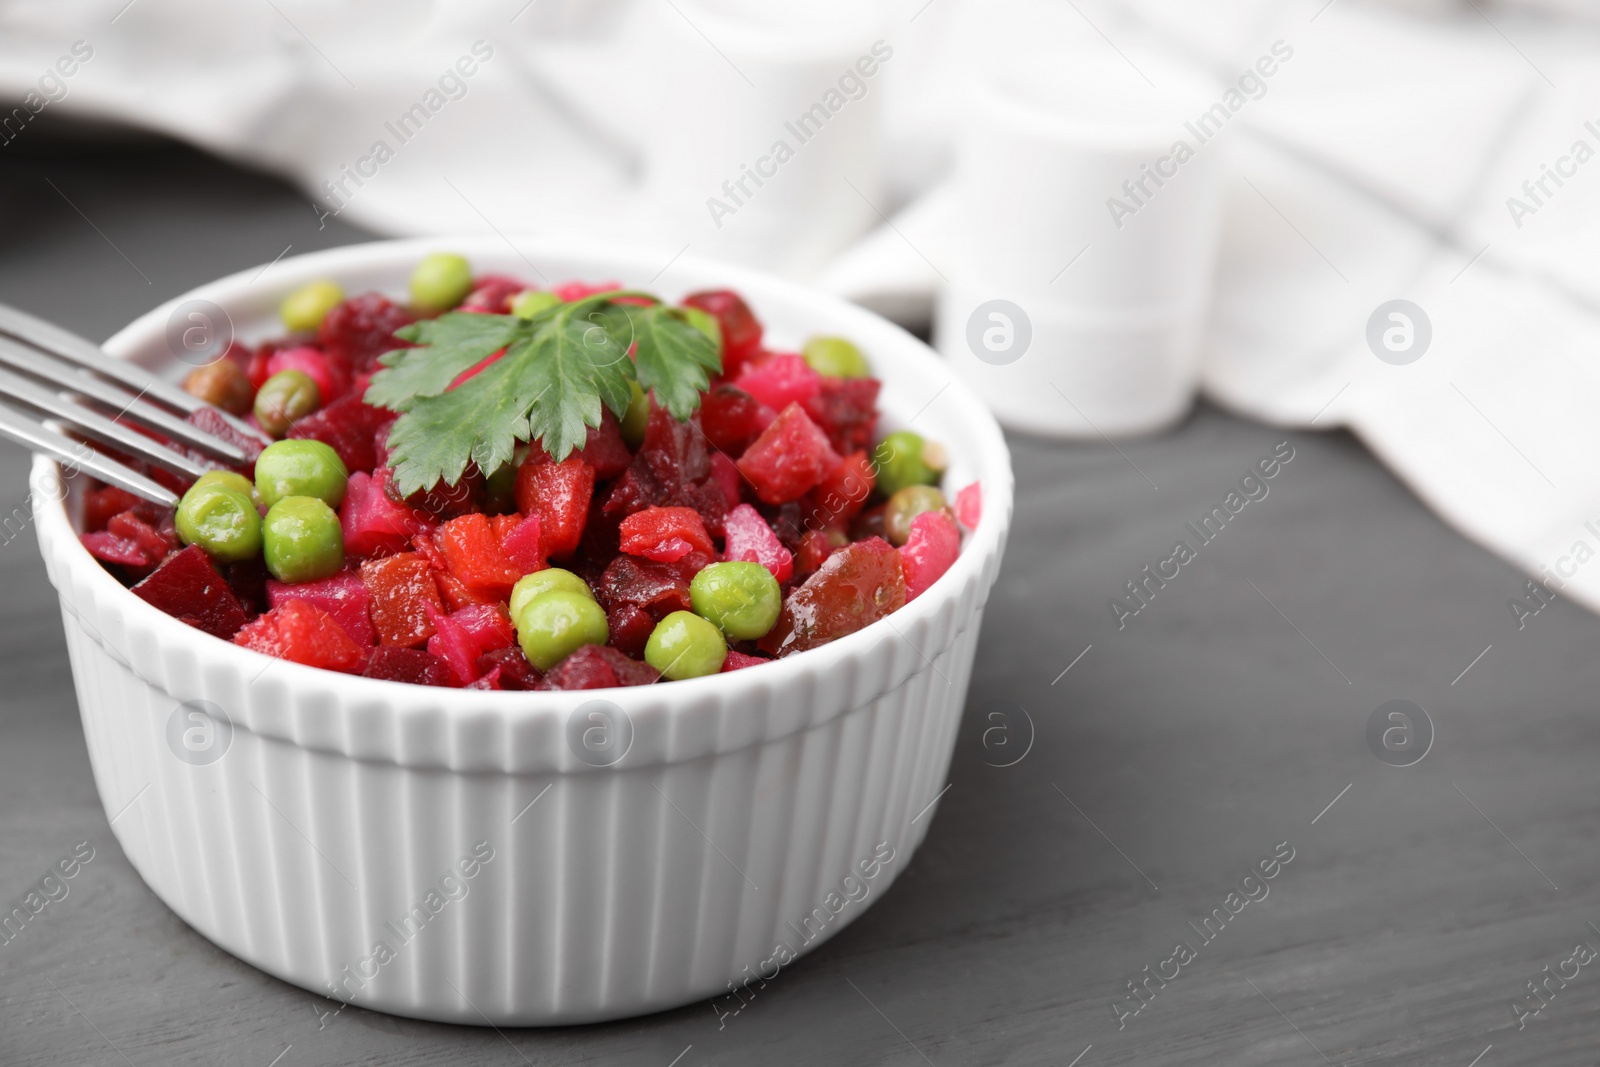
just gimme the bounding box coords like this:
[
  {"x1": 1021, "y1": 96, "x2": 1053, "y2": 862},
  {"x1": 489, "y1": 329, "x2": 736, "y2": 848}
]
[{"x1": 5, "y1": 0, "x2": 1600, "y2": 617}]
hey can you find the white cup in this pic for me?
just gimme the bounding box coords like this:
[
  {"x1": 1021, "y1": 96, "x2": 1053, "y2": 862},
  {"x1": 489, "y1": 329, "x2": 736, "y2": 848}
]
[
  {"x1": 936, "y1": 44, "x2": 1226, "y2": 436},
  {"x1": 637, "y1": 0, "x2": 891, "y2": 278}
]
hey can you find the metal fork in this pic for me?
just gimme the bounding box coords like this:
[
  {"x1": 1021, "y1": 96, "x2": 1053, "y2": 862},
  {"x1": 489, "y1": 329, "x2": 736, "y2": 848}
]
[{"x1": 0, "y1": 302, "x2": 265, "y2": 508}]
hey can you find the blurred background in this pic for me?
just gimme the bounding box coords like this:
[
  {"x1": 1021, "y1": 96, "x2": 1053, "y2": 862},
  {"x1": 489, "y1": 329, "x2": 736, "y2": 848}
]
[{"x1": 5, "y1": 1, "x2": 1600, "y2": 1064}]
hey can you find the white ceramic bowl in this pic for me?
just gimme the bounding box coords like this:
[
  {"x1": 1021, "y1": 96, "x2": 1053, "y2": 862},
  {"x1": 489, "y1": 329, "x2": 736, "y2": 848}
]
[{"x1": 30, "y1": 237, "x2": 1013, "y2": 1026}]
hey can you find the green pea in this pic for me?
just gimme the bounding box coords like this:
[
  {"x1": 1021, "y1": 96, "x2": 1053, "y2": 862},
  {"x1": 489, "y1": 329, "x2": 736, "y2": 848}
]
[
  {"x1": 255, "y1": 439, "x2": 348, "y2": 509},
  {"x1": 514, "y1": 591, "x2": 609, "y2": 671},
  {"x1": 254, "y1": 369, "x2": 320, "y2": 438},
  {"x1": 871, "y1": 430, "x2": 937, "y2": 496},
  {"x1": 682, "y1": 306, "x2": 722, "y2": 350},
  {"x1": 885, "y1": 485, "x2": 947, "y2": 546},
  {"x1": 511, "y1": 290, "x2": 562, "y2": 319},
  {"x1": 802, "y1": 335, "x2": 870, "y2": 378},
  {"x1": 262, "y1": 496, "x2": 344, "y2": 583},
  {"x1": 645, "y1": 610, "x2": 726, "y2": 680},
  {"x1": 689, "y1": 561, "x2": 781, "y2": 640},
  {"x1": 620, "y1": 380, "x2": 650, "y2": 446},
  {"x1": 191, "y1": 469, "x2": 258, "y2": 503},
  {"x1": 410, "y1": 253, "x2": 474, "y2": 312},
  {"x1": 175, "y1": 485, "x2": 261, "y2": 564},
  {"x1": 280, "y1": 280, "x2": 344, "y2": 333},
  {"x1": 509, "y1": 568, "x2": 594, "y2": 622}
]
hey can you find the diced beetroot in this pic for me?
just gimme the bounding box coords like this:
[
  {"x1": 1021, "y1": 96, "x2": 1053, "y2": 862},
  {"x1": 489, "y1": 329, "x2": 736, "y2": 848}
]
[
  {"x1": 288, "y1": 395, "x2": 393, "y2": 474},
  {"x1": 736, "y1": 404, "x2": 842, "y2": 505},
  {"x1": 318, "y1": 293, "x2": 415, "y2": 373},
  {"x1": 733, "y1": 354, "x2": 821, "y2": 411},
  {"x1": 266, "y1": 346, "x2": 350, "y2": 405},
  {"x1": 594, "y1": 555, "x2": 693, "y2": 621},
  {"x1": 234, "y1": 600, "x2": 364, "y2": 673},
  {"x1": 433, "y1": 572, "x2": 498, "y2": 612},
  {"x1": 573, "y1": 409, "x2": 632, "y2": 480},
  {"x1": 184, "y1": 407, "x2": 265, "y2": 470},
  {"x1": 899, "y1": 510, "x2": 961, "y2": 602},
  {"x1": 722, "y1": 503, "x2": 794, "y2": 583},
  {"x1": 721, "y1": 650, "x2": 768, "y2": 672},
  {"x1": 467, "y1": 667, "x2": 503, "y2": 690},
  {"x1": 498, "y1": 512, "x2": 544, "y2": 573},
  {"x1": 760, "y1": 538, "x2": 905, "y2": 657},
  {"x1": 807, "y1": 451, "x2": 875, "y2": 528},
  {"x1": 606, "y1": 603, "x2": 655, "y2": 657},
  {"x1": 363, "y1": 646, "x2": 455, "y2": 687},
  {"x1": 110, "y1": 508, "x2": 177, "y2": 560},
  {"x1": 340, "y1": 469, "x2": 433, "y2": 558},
  {"x1": 553, "y1": 280, "x2": 623, "y2": 302},
  {"x1": 802, "y1": 377, "x2": 880, "y2": 456},
  {"x1": 514, "y1": 456, "x2": 594, "y2": 560},
  {"x1": 602, "y1": 405, "x2": 728, "y2": 538},
  {"x1": 460, "y1": 274, "x2": 531, "y2": 314},
  {"x1": 225, "y1": 558, "x2": 270, "y2": 616},
  {"x1": 360, "y1": 552, "x2": 442, "y2": 647},
  {"x1": 451, "y1": 603, "x2": 516, "y2": 654},
  {"x1": 709, "y1": 452, "x2": 742, "y2": 508},
  {"x1": 245, "y1": 342, "x2": 279, "y2": 390},
  {"x1": 955, "y1": 482, "x2": 982, "y2": 530},
  {"x1": 266, "y1": 572, "x2": 375, "y2": 646},
  {"x1": 411, "y1": 531, "x2": 447, "y2": 571},
  {"x1": 476, "y1": 646, "x2": 543, "y2": 690},
  {"x1": 542, "y1": 644, "x2": 659, "y2": 690},
  {"x1": 81, "y1": 531, "x2": 153, "y2": 569},
  {"x1": 796, "y1": 530, "x2": 842, "y2": 575},
  {"x1": 435, "y1": 513, "x2": 523, "y2": 598},
  {"x1": 618, "y1": 506, "x2": 714, "y2": 564},
  {"x1": 424, "y1": 603, "x2": 480, "y2": 686},
  {"x1": 131, "y1": 545, "x2": 248, "y2": 639},
  {"x1": 82, "y1": 485, "x2": 141, "y2": 533},
  {"x1": 699, "y1": 386, "x2": 776, "y2": 456},
  {"x1": 384, "y1": 465, "x2": 484, "y2": 520},
  {"x1": 683, "y1": 290, "x2": 762, "y2": 377}
]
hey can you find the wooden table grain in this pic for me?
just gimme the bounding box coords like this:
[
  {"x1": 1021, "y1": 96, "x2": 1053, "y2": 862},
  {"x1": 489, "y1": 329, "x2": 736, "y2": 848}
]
[{"x1": 1, "y1": 133, "x2": 1597, "y2": 1067}]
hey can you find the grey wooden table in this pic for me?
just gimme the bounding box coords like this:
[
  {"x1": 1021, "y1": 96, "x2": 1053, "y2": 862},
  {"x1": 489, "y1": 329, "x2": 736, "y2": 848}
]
[{"x1": 1, "y1": 132, "x2": 1597, "y2": 1067}]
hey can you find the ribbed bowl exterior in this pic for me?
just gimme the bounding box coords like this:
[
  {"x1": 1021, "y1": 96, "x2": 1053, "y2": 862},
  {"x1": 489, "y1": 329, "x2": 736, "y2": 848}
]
[{"x1": 31, "y1": 238, "x2": 1013, "y2": 1025}]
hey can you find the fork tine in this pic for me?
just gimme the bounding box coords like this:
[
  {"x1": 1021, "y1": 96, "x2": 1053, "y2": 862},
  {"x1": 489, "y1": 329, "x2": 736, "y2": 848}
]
[
  {"x1": 0, "y1": 364, "x2": 213, "y2": 479},
  {"x1": 0, "y1": 302, "x2": 262, "y2": 439},
  {"x1": 0, "y1": 400, "x2": 179, "y2": 507},
  {"x1": 0, "y1": 336, "x2": 251, "y2": 463}
]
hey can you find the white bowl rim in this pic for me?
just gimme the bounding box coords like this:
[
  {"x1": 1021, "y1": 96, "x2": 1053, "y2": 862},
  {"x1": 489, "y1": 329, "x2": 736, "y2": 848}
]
[{"x1": 33, "y1": 235, "x2": 1014, "y2": 721}]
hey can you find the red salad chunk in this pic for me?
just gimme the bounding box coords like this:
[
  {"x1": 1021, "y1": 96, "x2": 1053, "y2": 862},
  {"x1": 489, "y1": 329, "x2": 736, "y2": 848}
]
[
  {"x1": 619, "y1": 506, "x2": 715, "y2": 564},
  {"x1": 515, "y1": 456, "x2": 594, "y2": 560},
  {"x1": 733, "y1": 354, "x2": 820, "y2": 411},
  {"x1": 85, "y1": 261, "x2": 965, "y2": 691},
  {"x1": 235, "y1": 600, "x2": 364, "y2": 673},
  {"x1": 541, "y1": 644, "x2": 659, "y2": 690},
  {"x1": 131, "y1": 545, "x2": 248, "y2": 639},
  {"x1": 722, "y1": 504, "x2": 793, "y2": 582},
  {"x1": 341, "y1": 469, "x2": 433, "y2": 558},
  {"x1": 736, "y1": 404, "x2": 842, "y2": 505},
  {"x1": 436, "y1": 513, "x2": 524, "y2": 599},
  {"x1": 955, "y1": 482, "x2": 982, "y2": 530},
  {"x1": 361, "y1": 552, "x2": 443, "y2": 647},
  {"x1": 899, "y1": 511, "x2": 960, "y2": 601},
  {"x1": 318, "y1": 292, "x2": 414, "y2": 372},
  {"x1": 760, "y1": 538, "x2": 906, "y2": 657},
  {"x1": 683, "y1": 289, "x2": 762, "y2": 377},
  {"x1": 699, "y1": 386, "x2": 775, "y2": 455},
  {"x1": 287, "y1": 395, "x2": 393, "y2": 474},
  {"x1": 363, "y1": 646, "x2": 455, "y2": 687},
  {"x1": 722, "y1": 650, "x2": 768, "y2": 672},
  {"x1": 267, "y1": 572, "x2": 375, "y2": 646}
]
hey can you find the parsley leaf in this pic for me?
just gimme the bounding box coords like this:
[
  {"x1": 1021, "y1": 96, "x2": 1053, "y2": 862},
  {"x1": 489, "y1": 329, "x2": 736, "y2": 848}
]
[{"x1": 365, "y1": 292, "x2": 720, "y2": 496}]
